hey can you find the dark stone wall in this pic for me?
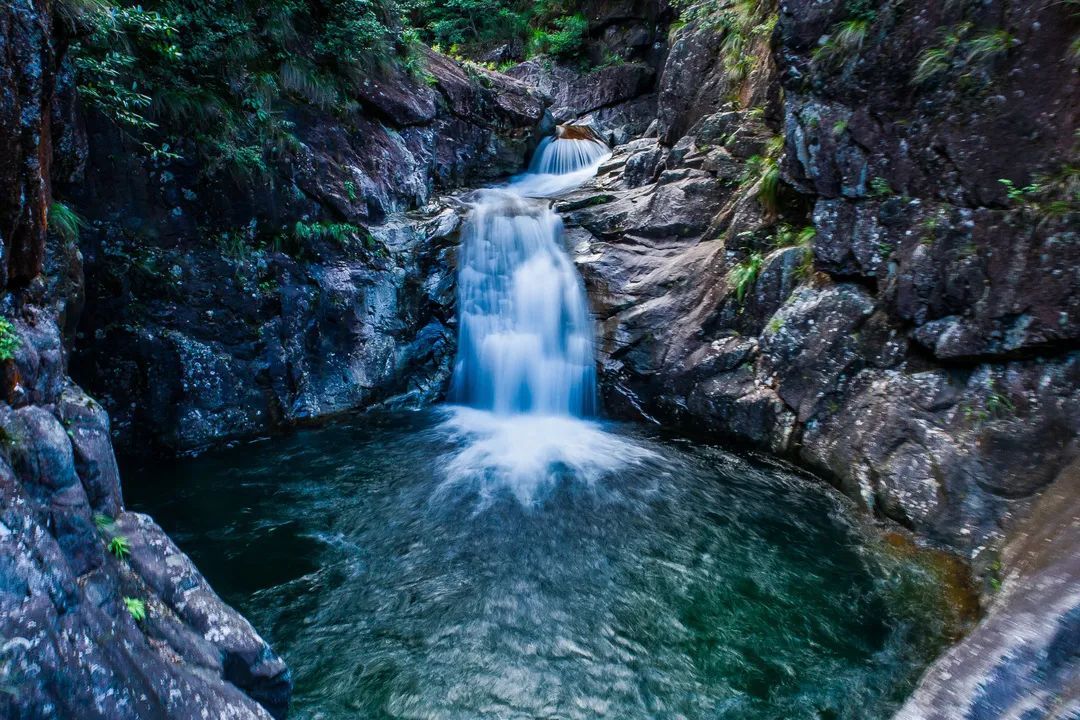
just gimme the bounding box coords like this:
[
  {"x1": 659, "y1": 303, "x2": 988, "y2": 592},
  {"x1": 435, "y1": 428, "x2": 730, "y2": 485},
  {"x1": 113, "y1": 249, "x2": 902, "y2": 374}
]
[{"x1": 0, "y1": 3, "x2": 291, "y2": 717}]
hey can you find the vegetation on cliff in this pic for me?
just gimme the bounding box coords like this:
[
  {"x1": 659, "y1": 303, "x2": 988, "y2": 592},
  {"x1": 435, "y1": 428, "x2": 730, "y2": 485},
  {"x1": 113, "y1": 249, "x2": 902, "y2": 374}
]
[
  {"x1": 62, "y1": 0, "x2": 590, "y2": 183},
  {"x1": 63, "y1": 0, "x2": 414, "y2": 180}
]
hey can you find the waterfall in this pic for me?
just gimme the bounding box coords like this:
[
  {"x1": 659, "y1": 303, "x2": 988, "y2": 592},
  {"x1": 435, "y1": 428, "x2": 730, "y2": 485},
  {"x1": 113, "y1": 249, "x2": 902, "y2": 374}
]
[{"x1": 449, "y1": 127, "x2": 610, "y2": 417}]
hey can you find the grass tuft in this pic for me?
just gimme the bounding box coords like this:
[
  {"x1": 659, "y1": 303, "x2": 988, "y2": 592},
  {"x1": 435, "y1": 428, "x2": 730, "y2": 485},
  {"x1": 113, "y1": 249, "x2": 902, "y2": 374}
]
[{"x1": 48, "y1": 201, "x2": 86, "y2": 243}]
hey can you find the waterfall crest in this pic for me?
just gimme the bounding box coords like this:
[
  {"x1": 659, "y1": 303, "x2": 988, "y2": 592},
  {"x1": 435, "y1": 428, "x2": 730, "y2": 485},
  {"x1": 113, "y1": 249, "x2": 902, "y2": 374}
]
[{"x1": 449, "y1": 127, "x2": 610, "y2": 417}]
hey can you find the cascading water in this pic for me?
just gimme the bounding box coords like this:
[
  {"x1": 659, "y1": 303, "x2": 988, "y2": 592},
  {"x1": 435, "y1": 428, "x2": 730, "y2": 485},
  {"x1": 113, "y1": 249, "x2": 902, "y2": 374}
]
[
  {"x1": 449, "y1": 127, "x2": 611, "y2": 418},
  {"x1": 441, "y1": 126, "x2": 621, "y2": 499}
]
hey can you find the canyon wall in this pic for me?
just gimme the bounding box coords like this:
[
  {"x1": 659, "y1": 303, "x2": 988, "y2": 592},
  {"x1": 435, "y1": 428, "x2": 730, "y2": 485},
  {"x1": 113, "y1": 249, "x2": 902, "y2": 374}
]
[{"x1": 0, "y1": 2, "x2": 292, "y2": 716}]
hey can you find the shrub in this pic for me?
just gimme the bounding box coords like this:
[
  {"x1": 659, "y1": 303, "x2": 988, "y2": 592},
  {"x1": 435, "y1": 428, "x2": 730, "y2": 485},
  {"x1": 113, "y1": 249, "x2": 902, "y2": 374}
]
[
  {"x1": 532, "y1": 14, "x2": 589, "y2": 58},
  {"x1": 68, "y1": 0, "x2": 407, "y2": 181}
]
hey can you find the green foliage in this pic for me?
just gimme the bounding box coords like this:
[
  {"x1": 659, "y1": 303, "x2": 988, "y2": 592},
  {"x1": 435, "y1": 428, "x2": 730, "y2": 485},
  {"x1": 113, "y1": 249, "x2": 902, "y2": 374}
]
[
  {"x1": 669, "y1": 0, "x2": 776, "y2": 87},
  {"x1": 93, "y1": 513, "x2": 114, "y2": 530},
  {"x1": 742, "y1": 155, "x2": 780, "y2": 215},
  {"x1": 998, "y1": 166, "x2": 1080, "y2": 217},
  {"x1": 869, "y1": 176, "x2": 893, "y2": 197},
  {"x1": 832, "y1": 118, "x2": 848, "y2": 135},
  {"x1": 0, "y1": 319, "x2": 19, "y2": 362},
  {"x1": 732, "y1": 252, "x2": 764, "y2": 303},
  {"x1": 987, "y1": 559, "x2": 1003, "y2": 593},
  {"x1": 998, "y1": 178, "x2": 1039, "y2": 201},
  {"x1": 772, "y1": 223, "x2": 815, "y2": 248},
  {"x1": 272, "y1": 220, "x2": 380, "y2": 257},
  {"x1": 913, "y1": 24, "x2": 1012, "y2": 86},
  {"x1": 963, "y1": 380, "x2": 1016, "y2": 425},
  {"x1": 766, "y1": 315, "x2": 783, "y2": 333},
  {"x1": 108, "y1": 535, "x2": 132, "y2": 560},
  {"x1": 814, "y1": 18, "x2": 870, "y2": 65},
  {"x1": 530, "y1": 13, "x2": 588, "y2": 58},
  {"x1": 292, "y1": 221, "x2": 362, "y2": 248},
  {"x1": 68, "y1": 0, "x2": 409, "y2": 182},
  {"x1": 48, "y1": 201, "x2": 86, "y2": 243},
  {"x1": 123, "y1": 596, "x2": 147, "y2": 621},
  {"x1": 792, "y1": 246, "x2": 815, "y2": 281},
  {"x1": 410, "y1": 0, "x2": 590, "y2": 62}
]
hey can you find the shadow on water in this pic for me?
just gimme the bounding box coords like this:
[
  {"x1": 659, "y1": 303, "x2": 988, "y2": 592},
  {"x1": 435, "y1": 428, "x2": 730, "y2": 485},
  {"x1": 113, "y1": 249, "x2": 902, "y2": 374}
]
[{"x1": 124, "y1": 408, "x2": 967, "y2": 720}]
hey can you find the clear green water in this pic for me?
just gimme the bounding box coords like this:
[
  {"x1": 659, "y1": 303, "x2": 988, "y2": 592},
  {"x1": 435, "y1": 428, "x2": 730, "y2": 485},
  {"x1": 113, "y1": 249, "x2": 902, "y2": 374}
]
[{"x1": 126, "y1": 408, "x2": 954, "y2": 720}]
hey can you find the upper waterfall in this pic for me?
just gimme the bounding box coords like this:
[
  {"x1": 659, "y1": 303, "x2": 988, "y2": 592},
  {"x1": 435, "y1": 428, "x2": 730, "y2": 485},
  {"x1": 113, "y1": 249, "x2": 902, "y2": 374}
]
[
  {"x1": 449, "y1": 126, "x2": 610, "y2": 417},
  {"x1": 507, "y1": 126, "x2": 611, "y2": 198}
]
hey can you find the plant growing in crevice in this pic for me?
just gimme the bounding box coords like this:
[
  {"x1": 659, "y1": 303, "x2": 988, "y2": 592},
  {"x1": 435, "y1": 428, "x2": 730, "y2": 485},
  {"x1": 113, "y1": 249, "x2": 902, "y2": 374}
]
[
  {"x1": 108, "y1": 535, "x2": 132, "y2": 560},
  {"x1": 869, "y1": 176, "x2": 893, "y2": 197},
  {"x1": 773, "y1": 223, "x2": 816, "y2": 249},
  {"x1": 0, "y1": 319, "x2": 20, "y2": 362},
  {"x1": 48, "y1": 201, "x2": 87, "y2": 243},
  {"x1": 987, "y1": 559, "x2": 1003, "y2": 593},
  {"x1": 671, "y1": 0, "x2": 777, "y2": 87},
  {"x1": 742, "y1": 136, "x2": 785, "y2": 217},
  {"x1": 998, "y1": 178, "x2": 1040, "y2": 201},
  {"x1": 292, "y1": 220, "x2": 362, "y2": 248},
  {"x1": 792, "y1": 247, "x2": 815, "y2": 281},
  {"x1": 998, "y1": 166, "x2": 1079, "y2": 218},
  {"x1": 813, "y1": 18, "x2": 870, "y2": 65},
  {"x1": 732, "y1": 252, "x2": 764, "y2": 303},
  {"x1": 963, "y1": 380, "x2": 1016, "y2": 424},
  {"x1": 913, "y1": 24, "x2": 1013, "y2": 86},
  {"x1": 123, "y1": 597, "x2": 147, "y2": 621}
]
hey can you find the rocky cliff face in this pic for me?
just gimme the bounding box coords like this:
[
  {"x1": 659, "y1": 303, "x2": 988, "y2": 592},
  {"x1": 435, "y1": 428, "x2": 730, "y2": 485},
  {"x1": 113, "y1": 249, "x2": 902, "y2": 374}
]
[
  {"x1": 563, "y1": 0, "x2": 1078, "y2": 558},
  {"x1": 67, "y1": 50, "x2": 547, "y2": 456},
  {"x1": 0, "y1": 2, "x2": 291, "y2": 717}
]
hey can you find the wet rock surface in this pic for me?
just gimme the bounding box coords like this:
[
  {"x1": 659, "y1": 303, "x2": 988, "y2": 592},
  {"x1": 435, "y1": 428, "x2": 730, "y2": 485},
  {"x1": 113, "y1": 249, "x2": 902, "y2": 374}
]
[
  {"x1": 895, "y1": 459, "x2": 1080, "y2": 720},
  {"x1": 567, "y1": 0, "x2": 1080, "y2": 555}
]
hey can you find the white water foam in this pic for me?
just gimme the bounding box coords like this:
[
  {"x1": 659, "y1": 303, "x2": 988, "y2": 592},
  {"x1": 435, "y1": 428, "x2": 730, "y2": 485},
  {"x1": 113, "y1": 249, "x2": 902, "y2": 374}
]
[{"x1": 436, "y1": 407, "x2": 659, "y2": 508}]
